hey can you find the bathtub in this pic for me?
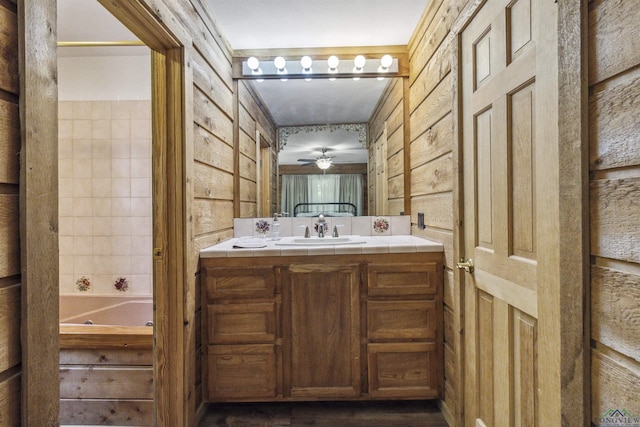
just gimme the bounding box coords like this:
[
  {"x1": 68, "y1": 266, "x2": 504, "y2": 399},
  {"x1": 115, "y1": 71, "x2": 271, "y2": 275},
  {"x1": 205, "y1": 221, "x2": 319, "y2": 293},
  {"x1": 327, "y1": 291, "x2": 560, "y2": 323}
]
[
  {"x1": 59, "y1": 295, "x2": 154, "y2": 425},
  {"x1": 60, "y1": 295, "x2": 153, "y2": 326}
]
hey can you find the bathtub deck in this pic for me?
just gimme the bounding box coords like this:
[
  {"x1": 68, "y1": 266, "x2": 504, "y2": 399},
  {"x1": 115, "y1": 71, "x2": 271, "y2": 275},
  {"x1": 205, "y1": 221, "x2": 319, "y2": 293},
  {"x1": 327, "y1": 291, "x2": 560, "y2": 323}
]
[{"x1": 60, "y1": 324, "x2": 152, "y2": 349}]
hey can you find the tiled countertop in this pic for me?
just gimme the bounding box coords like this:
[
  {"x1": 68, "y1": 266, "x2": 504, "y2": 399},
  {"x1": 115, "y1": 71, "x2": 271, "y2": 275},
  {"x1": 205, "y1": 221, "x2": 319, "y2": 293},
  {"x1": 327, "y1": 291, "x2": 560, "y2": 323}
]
[{"x1": 200, "y1": 235, "x2": 444, "y2": 258}]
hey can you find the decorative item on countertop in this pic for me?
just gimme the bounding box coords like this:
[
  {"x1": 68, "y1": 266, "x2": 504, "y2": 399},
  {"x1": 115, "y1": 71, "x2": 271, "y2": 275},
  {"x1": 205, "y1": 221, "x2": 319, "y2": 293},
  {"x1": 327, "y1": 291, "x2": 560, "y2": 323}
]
[
  {"x1": 255, "y1": 219, "x2": 270, "y2": 237},
  {"x1": 76, "y1": 276, "x2": 91, "y2": 292},
  {"x1": 114, "y1": 276, "x2": 129, "y2": 292},
  {"x1": 373, "y1": 217, "x2": 390, "y2": 234}
]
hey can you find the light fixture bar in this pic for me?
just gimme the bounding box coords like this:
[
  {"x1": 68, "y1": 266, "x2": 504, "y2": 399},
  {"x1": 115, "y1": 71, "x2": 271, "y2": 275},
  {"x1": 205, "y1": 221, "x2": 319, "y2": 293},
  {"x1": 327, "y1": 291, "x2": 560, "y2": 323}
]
[{"x1": 239, "y1": 55, "x2": 399, "y2": 80}]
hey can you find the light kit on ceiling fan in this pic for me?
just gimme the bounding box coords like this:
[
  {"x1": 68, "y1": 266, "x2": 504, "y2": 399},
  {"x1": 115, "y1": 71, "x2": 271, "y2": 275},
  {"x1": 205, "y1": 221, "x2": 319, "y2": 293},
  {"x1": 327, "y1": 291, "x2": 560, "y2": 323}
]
[
  {"x1": 315, "y1": 157, "x2": 332, "y2": 170},
  {"x1": 296, "y1": 148, "x2": 338, "y2": 170}
]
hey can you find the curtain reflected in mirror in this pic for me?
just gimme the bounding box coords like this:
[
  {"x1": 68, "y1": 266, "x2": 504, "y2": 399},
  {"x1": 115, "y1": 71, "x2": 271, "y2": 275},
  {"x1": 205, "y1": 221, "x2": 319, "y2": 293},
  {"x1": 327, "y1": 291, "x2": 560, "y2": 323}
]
[{"x1": 281, "y1": 174, "x2": 363, "y2": 217}]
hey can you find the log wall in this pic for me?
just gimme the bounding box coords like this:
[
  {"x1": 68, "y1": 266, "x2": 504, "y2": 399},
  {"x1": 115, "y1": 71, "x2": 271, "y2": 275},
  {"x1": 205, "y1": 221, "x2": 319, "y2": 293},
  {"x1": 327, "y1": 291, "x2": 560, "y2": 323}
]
[
  {"x1": 407, "y1": 1, "x2": 468, "y2": 424},
  {"x1": 0, "y1": 0, "x2": 21, "y2": 425},
  {"x1": 588, "y1": 0, "x2": 640, "y2": 422}
]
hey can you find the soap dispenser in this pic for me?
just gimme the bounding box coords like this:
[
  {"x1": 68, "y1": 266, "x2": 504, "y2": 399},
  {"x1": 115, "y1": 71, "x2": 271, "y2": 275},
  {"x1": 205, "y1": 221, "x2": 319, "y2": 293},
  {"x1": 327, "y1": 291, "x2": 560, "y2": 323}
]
[{"x1": 271, "y1": 213, "x2": 281, "y2": 240}]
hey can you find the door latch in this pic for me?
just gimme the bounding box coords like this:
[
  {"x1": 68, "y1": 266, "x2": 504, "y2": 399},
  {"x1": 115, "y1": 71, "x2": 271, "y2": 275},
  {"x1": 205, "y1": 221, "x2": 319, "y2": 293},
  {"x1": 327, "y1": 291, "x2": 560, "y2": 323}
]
[{"x1": 456, "y1": 258, "x2": 474, "y2": 273}]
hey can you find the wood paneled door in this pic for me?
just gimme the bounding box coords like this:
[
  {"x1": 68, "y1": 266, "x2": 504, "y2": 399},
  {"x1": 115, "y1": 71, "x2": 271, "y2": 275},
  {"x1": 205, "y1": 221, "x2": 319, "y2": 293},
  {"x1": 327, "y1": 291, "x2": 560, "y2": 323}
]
[
  {"x1": 460, "y1": 0, "x2": 556, "y2": 425},
  {"x1": 283, "y1": 263, "x2": 361, "y2": 399}
]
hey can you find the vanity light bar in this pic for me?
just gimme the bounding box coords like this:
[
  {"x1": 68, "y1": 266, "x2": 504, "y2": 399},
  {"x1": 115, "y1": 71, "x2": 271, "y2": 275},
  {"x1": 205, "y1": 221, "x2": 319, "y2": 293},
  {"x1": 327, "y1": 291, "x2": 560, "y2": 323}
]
[{"x1": 240, "y1": 55, "x2": 399, "y2": 80}]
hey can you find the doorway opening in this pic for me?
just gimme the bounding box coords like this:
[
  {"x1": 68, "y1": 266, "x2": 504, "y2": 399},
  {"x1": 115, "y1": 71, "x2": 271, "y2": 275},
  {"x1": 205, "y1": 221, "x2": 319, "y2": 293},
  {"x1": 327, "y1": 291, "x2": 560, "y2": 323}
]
[{"x1": 56, "y1": 0, "x2": 185, "y2": 425}]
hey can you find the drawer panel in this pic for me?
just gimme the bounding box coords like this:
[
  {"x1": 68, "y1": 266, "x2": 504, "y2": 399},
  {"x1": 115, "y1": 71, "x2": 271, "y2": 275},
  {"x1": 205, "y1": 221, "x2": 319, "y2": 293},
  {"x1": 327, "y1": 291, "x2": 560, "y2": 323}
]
[
  {"x1": 208, "y1": 302, "x2": 276, "y2": 344},
  {"x1": 207, "y1": 344, "x2": 276, "y2": 400},
  {"x1": 367, "y1": 263, "x2": 438, "y2": 297},
  {"x1": 368, "y1": 300, "x2": 436, "y2": 341},
  {"x1": 205, "y1": 266, "x2": 275, "y2": 299},
  {"x1": 367, "y1": 342, "x2": 440, "y2": 399}
]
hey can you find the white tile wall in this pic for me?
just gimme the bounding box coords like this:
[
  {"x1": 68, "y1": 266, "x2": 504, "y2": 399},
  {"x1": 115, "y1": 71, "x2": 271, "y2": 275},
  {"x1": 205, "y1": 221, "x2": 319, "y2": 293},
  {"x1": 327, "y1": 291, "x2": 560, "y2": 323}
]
[
  {"x1": 232, "y1": 215, "x2": 412, "y2": 239},
  {"x1": 59, "y1": 100, "x2": 152, "y2": 295}
]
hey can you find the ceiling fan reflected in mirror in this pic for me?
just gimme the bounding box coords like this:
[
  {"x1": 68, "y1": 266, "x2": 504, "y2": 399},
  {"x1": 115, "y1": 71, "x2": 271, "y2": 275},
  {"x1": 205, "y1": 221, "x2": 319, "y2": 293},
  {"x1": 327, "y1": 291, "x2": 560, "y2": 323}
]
[{"x1": 297, "y1": 148, "x2": 336, "y2": 170}]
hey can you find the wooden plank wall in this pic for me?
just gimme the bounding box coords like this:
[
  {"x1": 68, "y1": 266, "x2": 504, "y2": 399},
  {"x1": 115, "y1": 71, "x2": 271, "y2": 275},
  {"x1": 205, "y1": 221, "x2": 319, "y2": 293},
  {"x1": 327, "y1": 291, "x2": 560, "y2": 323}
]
[
  {"x1": 368, "y1": 78, "x2": 406, "y2": 216},
  {"x1": 588, "y1": 0, "x2": 640, "y2": 422},
  {"x1": 0, "y1": 0, "x2": 21, "y2": 425},
  {"x1": 237, "y1": 80, "x2": 277, "y2": 218},
  {"x1": 407, "y1": 0, "x2": 469, "y2": 425},
  {"x1": 175, "y1": 3, "x2": 236, "y2": 423}
]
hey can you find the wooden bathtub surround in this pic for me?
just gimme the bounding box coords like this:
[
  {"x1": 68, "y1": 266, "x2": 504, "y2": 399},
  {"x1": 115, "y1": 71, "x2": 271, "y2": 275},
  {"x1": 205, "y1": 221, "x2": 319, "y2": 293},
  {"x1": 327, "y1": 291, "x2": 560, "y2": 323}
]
[
  {"x1": 59, "y1": 325, "x2": 154, "y2": 425},
  {"x1": 60, "y1": 324, "x2": 153, "y2": 349},
  {"x1": 201, "y1": 252, "x2": 443, "y2": 403}
]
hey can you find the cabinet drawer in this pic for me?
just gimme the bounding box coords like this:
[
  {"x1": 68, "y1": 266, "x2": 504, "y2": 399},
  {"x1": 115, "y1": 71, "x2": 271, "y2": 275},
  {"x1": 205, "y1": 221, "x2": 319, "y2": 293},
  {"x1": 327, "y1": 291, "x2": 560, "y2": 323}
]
[
  {"x1": 208, "y1": 302, "x2": 276, "y2": 344},
  {"x1": 207, "y1": 344, "x2": 276, "y2": 400},
  {"x1": 367, "y1": 263, "x2": 438, "y2": 297},
  {"x1": 368, "y1": 300, "x2": 436, "y2": 341},
  {"x1": 205, "y1": 267, "x2": 275, "y2": 299},
  {"x1": 367, "y1": 342, "x2": 440, "y2": 399}
]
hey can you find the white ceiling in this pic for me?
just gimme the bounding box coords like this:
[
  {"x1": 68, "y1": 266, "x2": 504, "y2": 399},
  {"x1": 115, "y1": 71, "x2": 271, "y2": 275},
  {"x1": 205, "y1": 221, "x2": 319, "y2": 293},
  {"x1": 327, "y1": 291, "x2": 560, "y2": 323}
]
[
  {"x1": 204, "y1": 0, "x2": 428, "y2": 50},
  {"x1": 57, "y1": 0, "x2": 429, "y2": 166},
  {"x1": 57, "y1": 0, "x2": 148, "y2": 57}
]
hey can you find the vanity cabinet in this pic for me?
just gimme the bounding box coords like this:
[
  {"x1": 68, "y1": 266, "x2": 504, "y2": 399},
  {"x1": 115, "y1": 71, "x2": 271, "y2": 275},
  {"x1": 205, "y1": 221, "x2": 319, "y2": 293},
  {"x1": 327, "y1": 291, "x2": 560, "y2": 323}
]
[{"x1": 201, "y1": 252, "x2": 442, "y2": 402}]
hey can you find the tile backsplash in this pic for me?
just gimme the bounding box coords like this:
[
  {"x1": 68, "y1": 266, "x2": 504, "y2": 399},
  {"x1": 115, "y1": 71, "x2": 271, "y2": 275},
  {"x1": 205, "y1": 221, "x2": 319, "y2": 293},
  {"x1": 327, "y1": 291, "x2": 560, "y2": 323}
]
[
  {"x1": 59, "y1": 100, "x2": 152, "y2": 295},
  {"x1": 234, "y1": 215, "x2": 411, "y2": 238}
]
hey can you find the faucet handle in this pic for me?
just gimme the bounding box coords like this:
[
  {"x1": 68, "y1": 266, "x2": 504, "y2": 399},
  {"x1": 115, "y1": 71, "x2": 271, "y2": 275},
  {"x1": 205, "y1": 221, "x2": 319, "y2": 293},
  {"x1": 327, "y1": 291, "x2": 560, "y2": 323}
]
[{"x1": 304, "y1": 226, "x2": 310, "y2": 238}]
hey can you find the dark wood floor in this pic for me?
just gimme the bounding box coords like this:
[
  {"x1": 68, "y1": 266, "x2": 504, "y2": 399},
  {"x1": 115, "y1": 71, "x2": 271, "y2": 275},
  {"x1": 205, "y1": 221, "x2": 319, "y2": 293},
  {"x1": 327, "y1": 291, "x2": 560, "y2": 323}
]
[{"x1": 198, "y1": 400, "x2": 449, "y2": 427}]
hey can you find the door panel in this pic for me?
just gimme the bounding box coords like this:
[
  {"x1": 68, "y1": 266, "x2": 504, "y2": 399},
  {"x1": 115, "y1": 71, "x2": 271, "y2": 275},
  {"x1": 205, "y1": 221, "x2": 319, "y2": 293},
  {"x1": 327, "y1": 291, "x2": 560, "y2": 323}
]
[
  {"x1": 461, "y1": 0, "x2": 552, "y2": 425},
  {"x1": 284, "y1": 264, "x2": 361, "y2": 398}
]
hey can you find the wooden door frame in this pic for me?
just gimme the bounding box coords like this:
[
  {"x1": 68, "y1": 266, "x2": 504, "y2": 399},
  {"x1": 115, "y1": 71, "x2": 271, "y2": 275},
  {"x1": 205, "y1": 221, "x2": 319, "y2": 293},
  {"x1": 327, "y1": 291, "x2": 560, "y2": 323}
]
[
  {"x1": 96, "y1": 2, "x2": 189, "y2": 425},
  {"x1": 19, "y1": 1, "x2": 60, "y2": 424},
  {"x1": 451, "y1": 0, "x2": 588, "y2": 425}
]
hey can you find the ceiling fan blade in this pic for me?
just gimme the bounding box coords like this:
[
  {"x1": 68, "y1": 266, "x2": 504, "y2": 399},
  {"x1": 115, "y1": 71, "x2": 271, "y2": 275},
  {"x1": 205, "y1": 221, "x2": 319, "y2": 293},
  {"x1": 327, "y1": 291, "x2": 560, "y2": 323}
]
[{"x1": 297, "y1": 158, "x2": 316, "y2": 162}]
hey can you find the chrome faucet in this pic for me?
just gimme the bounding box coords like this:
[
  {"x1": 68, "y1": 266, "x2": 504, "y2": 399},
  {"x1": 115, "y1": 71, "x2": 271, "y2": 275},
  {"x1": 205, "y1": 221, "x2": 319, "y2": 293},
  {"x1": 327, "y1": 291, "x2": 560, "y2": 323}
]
[{"x1": 316, "y1": 214, "x2": 327, "y2": 238}]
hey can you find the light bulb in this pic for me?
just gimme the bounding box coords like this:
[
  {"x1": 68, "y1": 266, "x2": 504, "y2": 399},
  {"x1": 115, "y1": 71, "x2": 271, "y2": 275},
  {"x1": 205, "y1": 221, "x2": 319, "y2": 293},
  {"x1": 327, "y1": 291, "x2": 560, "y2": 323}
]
[
  {"x1": 274, "y1": 56, "x2": 286, "y2": 71},
  {"x1": 380, "y1": 54, "x2": 393, "y2": 68},
  {"x1": 327, "y1": 55, "x2": 340, "y2": 71},
  {"x1": 354, "y1": 55, "x2": 366, "y2": 69},
  {"x1": 300, "y1": 55, "x2": 313, "y2": 72},
  {"x1": 247, "y1": 56, "x2": 260, "y2": 71}
]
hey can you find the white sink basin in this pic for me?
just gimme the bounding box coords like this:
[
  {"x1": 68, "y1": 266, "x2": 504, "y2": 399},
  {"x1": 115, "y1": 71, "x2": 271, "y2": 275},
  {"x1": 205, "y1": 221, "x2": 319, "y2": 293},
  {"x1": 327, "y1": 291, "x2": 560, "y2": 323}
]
[{"x1": 275, "y1": 236, "x2": 365, "y2": 246}]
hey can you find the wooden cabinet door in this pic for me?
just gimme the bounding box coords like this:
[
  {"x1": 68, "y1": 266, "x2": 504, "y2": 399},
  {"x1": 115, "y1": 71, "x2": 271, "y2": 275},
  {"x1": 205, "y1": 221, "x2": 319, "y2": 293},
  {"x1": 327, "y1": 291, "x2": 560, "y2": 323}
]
[
  {"x1": 368, "y1": 262, "x2": 439, "y2": 297},
  {"x1": 207, "y1": 302, "x2": 276, "y2": 344},
  {"x1": 283, "y1": 264, "x2": 361, "y2": 398},
  {"x1": 207, "y1": 344, "x2": 276, "y2": 400},
  {"x1": 368, "y1": 342, "x2": 439, "y2": 399},
  {"x1": 367, "y1": 300, "x2": 436, "y2": 341},
  {"x1": 204, "y1": 266, "x2": 275, "y2": 299}
]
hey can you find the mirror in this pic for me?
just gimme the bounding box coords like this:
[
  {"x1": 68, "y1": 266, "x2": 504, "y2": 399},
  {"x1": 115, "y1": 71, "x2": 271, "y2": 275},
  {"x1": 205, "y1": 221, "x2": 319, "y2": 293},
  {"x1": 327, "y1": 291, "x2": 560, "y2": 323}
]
[
  {"x1": 246, "y1": 76, "x2": 397, "y2": 217},
  {"x1": 249, "y1": 77, "x2": 392, "y2": 167}
]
